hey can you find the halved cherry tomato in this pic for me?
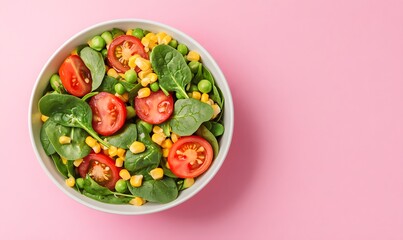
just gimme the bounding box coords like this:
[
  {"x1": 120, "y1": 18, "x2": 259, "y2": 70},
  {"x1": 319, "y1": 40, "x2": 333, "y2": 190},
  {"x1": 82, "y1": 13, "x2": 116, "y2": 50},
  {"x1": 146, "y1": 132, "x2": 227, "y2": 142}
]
[
  {"x1": 134, "y1": 90, "x2": 174, "y2": 124},
  {"x1": 89, "y1": 92, "x2": 127, "y2": 136},
  {"x1": 107, "y1": 35, "x2": 148, "y2": 73},
  {"x1": 59, "y1": 55, "x2": 92, "y2": 97},
  {"x1": 168, "y1": 136, "x2": 213, "y2": 178},
  {"x1": 78, "y1": 153, "x2": 121, "y2": 190}
]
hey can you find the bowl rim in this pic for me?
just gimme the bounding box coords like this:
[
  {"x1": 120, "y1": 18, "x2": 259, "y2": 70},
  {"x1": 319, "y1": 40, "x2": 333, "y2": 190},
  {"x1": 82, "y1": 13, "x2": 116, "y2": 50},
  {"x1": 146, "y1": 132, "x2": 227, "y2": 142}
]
[{"x1": 28, "y1": 18, "x2": 234, "y2": 215}]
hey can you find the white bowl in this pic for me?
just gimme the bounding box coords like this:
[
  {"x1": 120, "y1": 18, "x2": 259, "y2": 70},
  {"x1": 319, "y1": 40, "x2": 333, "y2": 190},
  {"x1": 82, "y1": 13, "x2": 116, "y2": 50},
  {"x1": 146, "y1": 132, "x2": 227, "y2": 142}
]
[{"x1": 28, "y1": 19, "x2": 234, "y2": 215}]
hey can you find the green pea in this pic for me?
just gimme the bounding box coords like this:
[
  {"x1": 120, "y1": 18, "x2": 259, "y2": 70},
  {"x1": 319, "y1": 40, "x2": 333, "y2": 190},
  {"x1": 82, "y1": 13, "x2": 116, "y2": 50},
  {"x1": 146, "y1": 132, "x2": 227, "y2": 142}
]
[
  {"x1": 50, "y1": 74, "x2": 64, "y2": 93},
  {"x1": 197, "y1": 79, "x2": 212, "y2": 93},
  {"x1": 76, "y1": 178, "x2": 84, "y2": 189},
  {"x1": 189, "y1": 84, "x2": 199, "y2": 92},
  {"x1": 177, "y1": 44, "x2": 188, "y2": 55},
  {"x1": 210, "y1": 122, "x2": 224, "y2": 136},
  {"x1": 89, "y1": 36, "x2": 106, "y2": 51},
  {"x1": 101, "y1": 31, "x2": 113, "y2": 45},
  {"x1": 115, "y1": 179, "x2": 128, "y2": 193},
  {"x1": 188, "y1": 61, "x2": 200, "y2": 74},
  {"x1": 150, "y1": 82, "x2": 160, "y2": 92},
  {"x1": 168, "y1": 39, "x2": 178, "y2": 48},
  {"x1": 101, "y1": 49, "x2": 108, "y2": 59},
  {"x1": 126, "y1": 106, "x2": 136, "y2": 119},
  {"x1": 114, "y1": 83, "x2": 126, "y2": 95},
  {"x1": 124, "y1": 69, "x2": 137, "y2": 83},
  {"x1": 132, "y1": 28, "x2": 144, "y2": 39}
]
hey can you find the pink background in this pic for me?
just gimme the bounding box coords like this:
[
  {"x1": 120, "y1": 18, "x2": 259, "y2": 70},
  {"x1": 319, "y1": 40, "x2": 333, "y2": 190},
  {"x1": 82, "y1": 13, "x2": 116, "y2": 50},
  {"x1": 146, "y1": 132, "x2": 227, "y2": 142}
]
[{"x1": 2, "y1": 0, "x2": 403, "y2": 239}]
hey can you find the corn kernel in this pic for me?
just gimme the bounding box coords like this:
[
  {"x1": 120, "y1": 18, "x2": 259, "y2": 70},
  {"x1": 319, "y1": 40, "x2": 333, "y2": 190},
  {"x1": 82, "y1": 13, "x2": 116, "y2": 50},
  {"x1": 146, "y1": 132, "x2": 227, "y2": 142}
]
[
  {"x1": 130, "y1": 197, "x2": 145, "y2": 206},
  {"x1": 118, "y1": 73, "x2": 126, "y2": 79},
  {"x1": 201, "y1": 93, "x2": 209, "y2": 103},
  {"x1": 147, "y1": 73, "x2": 158, "y2": 83},
  {"x1": 135, "y1": 57, "x2": 151, "y2": 71},
  {"x1": 149, "y1": 168, "x2": 164, "y2": 180},
  {"x1": 186, "y1": 51, "x2": 200, "y2": 62},
  {"x1": 153, "y1": 126, "x2": 164, "y2": 134},
  {"x1": 137, "y1": 87, "x2": 151, "y2": 98},
  {"x1": 115, "y1": 92, "x2": 129, "y2": 102},
  {"x1": 130, "y1": 174, "x2": 143, "y2": 187},
  {"x1": 152, "y1": 132, "x2": 166, "y2": 145},
  {"x1": 162, "y1": 148, "x2": 170, "y2": 158},
  {"x1": 61, "y1": 157, "x2": 68, "y2": 165},
  {"x1": 117, "y1": 148, "x2": 126, "y2": 158},
  {"x1": 156, "y1": 32, "x2": 167, "y2": 44},
  {"x1": 101, "y1": 140, "x2": 109, "y2": 150},
  {"x1": 212, "y1": 104, "x2": 221, "y2": 119},
  {"x1": 107, "y1": 68, "x2": 119, "y2": 78},
  {"x1": 119, "y1": 169, "x2": 131, "y2": 180},
  {"x1": 59, "y1": 136, "x2": 71, "y2": 144},
  {"x1": 85, "y1": 136, "x2": 97, "y2": 147},
  {"x1": 192, "y1": 91, "x2": 201, "y2": 100},
  {"x1": 73, "y1": 159, "x2": 83, "y2": 167},
  {"x1": 126, "y1": 29, "x2": 133, "y2": 35},
  {"x1": 41, "y1": 115, "x2": 49, "y2": 122},
  {"x1": 108, "y1": 146, "x2": 118, "y2": 157},
  {"x1": 146, "y1": 32, "x2": 157, "y2": 42},
  {"x1": 183, "y1": 178, "x2": 195, "y2": 189},
  {"x1": 138, "y1": 69, "x2": 152, "y2": 79},
  {"x1": 171, "y1": 133, "x2": 180, "y2": 143},
  {"x1": 115, "y1": 157, "x2": 124, "y2": 167},
  {"x1": 161, "y1": 139, "x2": 173, "y2": 149},
  {"x1": 207, "y1": 99, "x2": 215, "y2": 105},
  {"x1": 65, "y1": 177, "x2": 75, "y2": 187},
  {"x1": 161, "y1": 35, "x2": 172, "y2": 45},
  {"x1": 165, "y1": 161, "x2": 170, "y2": 169},
  {"x1": 140, "y1": 77, "x2": 150, "y2": 87},
  {"x1": 92, "y1": 142, "x2": 101, "y2": 153},
  {"x1": 141, "y1": 37, "x2": 150, "y2": 47},
  {"x1": 129, "y1": 141, "x2": 146, "y2": 153}
]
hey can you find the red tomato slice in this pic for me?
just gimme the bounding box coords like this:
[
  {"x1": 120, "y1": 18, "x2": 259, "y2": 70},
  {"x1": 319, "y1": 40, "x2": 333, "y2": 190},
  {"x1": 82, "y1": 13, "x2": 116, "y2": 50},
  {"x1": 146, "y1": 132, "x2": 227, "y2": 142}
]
[
  {"x1": 107, "y1": 35, "x2": 148, "y2": 73},
  {"x1": 134, "y1": 90, "x2": 174, "y2": 124},
  {"x1": 89, "y1": 92, "x2": 127, "y2": 136},
  {"x1": 168, "y1": 136, "x2": 213, "y2": 178},
  {"x1": 78, "y1": 153, "x2": 121, "y2": 190},
  {"x1": 59, "y1": 55, "x2": 92, "y2": 97}
]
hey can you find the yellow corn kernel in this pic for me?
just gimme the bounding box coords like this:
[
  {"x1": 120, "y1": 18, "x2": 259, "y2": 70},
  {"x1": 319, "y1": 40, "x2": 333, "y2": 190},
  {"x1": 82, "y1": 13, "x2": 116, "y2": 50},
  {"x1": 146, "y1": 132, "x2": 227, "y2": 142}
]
[
  {"x1": 128, "y1": 54, "x2": 140, "y2": 69},
  {"x1": 152, "y1": 132, "x2": 166, "y2": 146},
  {"x1": 161, "y1": 139, "x2": 173, "y2": 149},
  {"x1": 135, "y1": 58, "x2": 151, "y2": 71},
  {"x1": 183, "y1": 178, "x2": 195, "y2": 189},
  {"x1": 117, "y1": 148, "x2": 126, "y2": 158},
  {"x1": 115, "y1": 157, "x2": 124, "y2": 167},
  {"x1": 186, "y1": 51, "x2": 200, "y2": 62},
  {"x1": 192, "y1": 91, "x2": 201, "y2": 100},
  {"x1": 119, "y1": 169, "x2": 131, "y2": 181},
  {"x1": 65, "y1": 176, "x2": 75, "y2": 187},
  {"x1": 146, "y1": 32, "x2": 157, "y2": 42},
  {"x1": 73, "y1": 159, "x2": 83, "y2": 167},
  {"x1": 130, "y1": 174, "x2": 143, "y2": 187},
  {"x1": 115, "y1": 92, "x2": 129, "y2": 102},
  {"x1": 140, "y1": 77, "x2": 150, "y2": 87},
  {"x1": 156, "y1": 32, "x2": 167, "y2": 44},
  {"x1": 61, "y1": 156, "x2": 68, "y2": 165},
  {"x1": 126, "y1": 29, "x2": 133, "y2": 35},
  {"x1": 138, "y1": 69, "x2": 152, "y2": 79},
  {"x1": 137, "y1": 87, "x2": 151, "y2": 98},
  {"x1": 212, "y1": 104, "x2": 221, "y2": 119},
  {"x1": 108, "y1": 146, "x2": 118, "y2": 157},
  {"x1": 71, "y1": 48, "x2": 78, "y2": 55},
  {"x1": 153, "y1": 126, "x2": 164, "y2": 134},
  {"x1": 171, "y1": 133, "x2": 180, "y2": 143},
  {"x1": 92, "y1": 143, "x2": 101, "y2": 153},
  {"x1": 85, "y1": 136, "x2": 97, "y2": 147},
  {"x1": 129, "y1": 141, "x2": 146, "y2": 153},
  {"x1": 207, "y1": 99, "x2": 215, "y2": 105},
  {"x1": 149, "y1": 168, "x2": 164, "y2": 180},
  {"x1": 107, "y1": 68, "x2": 119, "y2": 78},
  {"x1": 162, "y1": 148, "x2": 170, "y2": 158},
  {"x1": 141, "y1": 36, "x2": 150, "y2": 47},
  {"x1": 148, "y1": 42, "x2": 157, "y2": 50},
  {"x1": 59, "y1": 136, "x2": 71, "y2": 144},
  {"x1": 130, "y1": 197, "x2": 145, "y2": 206},
  {"x1": 165, "y1": 161, "x2": 170, "y2": 169},
  {"x1": 118, "y1": 73, "x2": 126, "y2": 79},
  {"x1": 41, "y1": 115, "x2": 49, "y2": 122},
  {"x1": 160, "y1": 35, "x2": 172, "y2": 45},
  {"x1": 201, "y1": 93, "x2": 209, "y2": 103}
]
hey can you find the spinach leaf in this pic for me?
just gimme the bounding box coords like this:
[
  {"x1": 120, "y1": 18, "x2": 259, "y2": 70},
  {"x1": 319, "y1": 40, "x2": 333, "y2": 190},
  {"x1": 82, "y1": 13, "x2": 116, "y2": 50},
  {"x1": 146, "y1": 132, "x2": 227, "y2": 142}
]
[
  {"x1": 97, "y1": 76, "x2": 141, "y2": 106},
  {"x1": 160, "y1": 158, "x2": 178, "y2": 178},
  {"x1": 124, "y1": 124, "x2": 161, "y2": 174},
  {"x1": 81, "y1": 92, "x2": 98, "y2": 102},
  {"x1": 83, "y1": 191, "x2": 133, "y2": 204},
  {"x1": 96, "y1": 76, "x2": 117, "y2": 93},
  {"x1": 83, "y1": 175, "x2": 113, "y2": 195},
  {"x1": 196, "y1": 125, "x2": 219, "y2": 158},
  {"x1": 38, "y1": 94, "x2": 110, "y2": 147},
  {"x1": 50, "y1": 154, "x2": 68, "y2": 178},
  {"x1": 169, "y1": 98, "x2": 213, "y2": 136},
  {"x1": 44, "y1": 119, "x2": 91, "y2": 160},
  {"x1": 80, "y1": 47, "x2": 106, "y2": 91},
  {"x1": 127, "y1": 177, "x2": 178, "y2": 203},
  {"x1": 106, "y1": 124, "x2": 137, "y2": 149},
  {"x1": 40, "y1": 120, "x2": 56, "y2": 155},
  {"x1": 66, "y1": 160, "x2": 76, "y2": 178},
  {"x1": 150, "y1": 44, "x2": 192, "y2": 98}
]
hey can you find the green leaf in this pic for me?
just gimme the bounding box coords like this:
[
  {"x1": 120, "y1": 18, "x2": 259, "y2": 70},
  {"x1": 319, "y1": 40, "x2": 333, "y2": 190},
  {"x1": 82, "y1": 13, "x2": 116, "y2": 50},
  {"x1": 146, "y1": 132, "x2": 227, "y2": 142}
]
[
  {"x1": 169, "y1": 98, "x2": 213, "y2": 136},
  {"x1": 82, "y1": 191, "x2": 133, "y2": 204},
  {"x1": 106, "y1": 124, "x2": 137, "y2": 149},
  {"x1": 44, "y1": 119, "x2": 91, "y2": 160},
  {"x1": 50, "y1": 154, "x2": 68, "y2": 178},
  {"x1": 127, "y1": 177, "x2": 178, "y2": 203},
  {"x1": 196, "y1": 125, "x2": 219, "y2": 158},
  {"x1": 83, "y1": 175, "x2": 114, "y2": 195},
  {"x1": 80, "y1": 47, "x2": 106, "y2": 91},
  {"x1": 40, "y1": 120, "x2": 56, "y2": 155},
  {"x1": 150, "y1": 44, "x2": 192, "y2": 98},
  {"x1": 96, "y1": 76, "x2": 118, "y2": 94}
]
